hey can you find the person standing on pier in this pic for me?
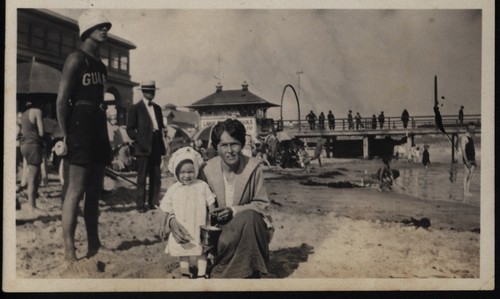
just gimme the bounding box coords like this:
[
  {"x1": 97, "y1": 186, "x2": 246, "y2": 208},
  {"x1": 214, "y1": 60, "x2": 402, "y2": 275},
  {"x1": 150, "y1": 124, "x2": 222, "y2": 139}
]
[
  {"x1": 461, "y1": 122, "x2": 476, "y2": 197},
  {"x1": 347, "y1": 110, "x2": 354, "y2": 130},
  {"x1": 401, "y1": 109, "x2": 410, "y2": 129},
  {"x1": 318, "y1": 112, "x2": 325, "y2": 130},
  {"x1": 378, "y1": 111, "x2": 385, "y2": 129},
  {"x1": 371, "y1": 114, "x2": 377, "y2": 129},
  {"x1": 355, "y1": 112, "x2": 364, "y2": 130},
  {"x1": 327, "y1": 110, "x2": 335, "y2": 130},
  {"x1": 458, "y1": 106, "x2": 464, "y2": 126},
  {"x1": 306, "y1": 110, "x2": 317, "y2": 130}
]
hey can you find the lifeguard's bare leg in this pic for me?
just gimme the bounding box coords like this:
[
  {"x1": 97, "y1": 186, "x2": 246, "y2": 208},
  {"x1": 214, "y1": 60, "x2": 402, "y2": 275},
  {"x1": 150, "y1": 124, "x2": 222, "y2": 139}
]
[
  {"x1": 84, "y1": 164, "x2": 105, "y2": 257},
  {"x1": 62, "y1": 164, "x2": 87, "y2": 261}
]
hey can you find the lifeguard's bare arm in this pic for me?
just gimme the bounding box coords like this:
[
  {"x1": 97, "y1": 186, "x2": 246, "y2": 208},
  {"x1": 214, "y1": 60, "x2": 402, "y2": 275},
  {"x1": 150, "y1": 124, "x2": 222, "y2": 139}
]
[{"x1": 56, "y1": 53, "x2": 84, "y2": 138}]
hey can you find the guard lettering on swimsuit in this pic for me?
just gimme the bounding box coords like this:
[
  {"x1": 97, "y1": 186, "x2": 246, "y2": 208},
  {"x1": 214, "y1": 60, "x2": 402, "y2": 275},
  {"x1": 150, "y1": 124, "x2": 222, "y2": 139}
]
[{"x1": 82, "y1": 72, "x2": 106, "y2": 86}]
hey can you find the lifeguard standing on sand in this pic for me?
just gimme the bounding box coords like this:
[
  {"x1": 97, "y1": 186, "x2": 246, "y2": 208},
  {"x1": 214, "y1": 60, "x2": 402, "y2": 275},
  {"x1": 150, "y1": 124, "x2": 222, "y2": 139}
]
[{"x1": 56, "y1": 10, "x2": 113, "y2": 263}]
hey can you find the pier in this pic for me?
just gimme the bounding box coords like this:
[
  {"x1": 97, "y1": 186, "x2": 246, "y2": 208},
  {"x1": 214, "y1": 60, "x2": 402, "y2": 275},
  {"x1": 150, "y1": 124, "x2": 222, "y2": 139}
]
[{"x1": 277, "y1": 114, "x2": 481, "y2": 161}]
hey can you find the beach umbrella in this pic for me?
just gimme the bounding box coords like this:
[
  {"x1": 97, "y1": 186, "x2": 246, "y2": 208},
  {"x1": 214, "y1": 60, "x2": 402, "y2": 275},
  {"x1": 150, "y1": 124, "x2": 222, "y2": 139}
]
[
  {"x1": 192, "y1": 126, "x2": 214, "y2": 142},
  {"x1": 17, "y1": 61, "x2": 62, "y2": 94},
  {"x1": 166, "y1": 124, "x2": 190, "y2": 140},
  {"x1": 164, "y1": 124, "x2": 191, "y2": 152},
  {"x1": 276, "y1": 131, "x2": 291, "y2": 142}
]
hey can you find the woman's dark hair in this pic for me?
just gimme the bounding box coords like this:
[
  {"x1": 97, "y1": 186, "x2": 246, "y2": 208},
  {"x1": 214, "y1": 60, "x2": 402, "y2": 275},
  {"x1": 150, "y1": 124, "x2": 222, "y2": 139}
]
[{"x1": 211, "y1": 119, "x2": 246, "y2": 150}]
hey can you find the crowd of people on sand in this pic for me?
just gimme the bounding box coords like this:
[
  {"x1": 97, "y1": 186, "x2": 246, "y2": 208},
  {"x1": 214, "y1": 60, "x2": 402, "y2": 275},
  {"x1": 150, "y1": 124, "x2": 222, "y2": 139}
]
[{"x1": 15, "y1": 9, "x2": 479, "y2": 280}]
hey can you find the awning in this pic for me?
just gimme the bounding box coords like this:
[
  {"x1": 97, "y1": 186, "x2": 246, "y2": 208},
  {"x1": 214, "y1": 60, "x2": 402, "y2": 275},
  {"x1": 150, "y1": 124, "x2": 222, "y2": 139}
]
[{"x1": 17, "y1": 61, "x2": 61, "y2": 94}]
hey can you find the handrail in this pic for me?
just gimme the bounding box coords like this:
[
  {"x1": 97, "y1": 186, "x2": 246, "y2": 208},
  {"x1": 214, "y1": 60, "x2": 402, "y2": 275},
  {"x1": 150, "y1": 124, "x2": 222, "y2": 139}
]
[{"x1": 280, "y1": 114, "x2": 481, "y2": 132}]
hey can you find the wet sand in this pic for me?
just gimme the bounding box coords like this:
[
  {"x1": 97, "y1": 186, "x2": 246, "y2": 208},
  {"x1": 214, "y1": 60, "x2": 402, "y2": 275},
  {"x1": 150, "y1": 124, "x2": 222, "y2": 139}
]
[{"x1": 15, "y1": 158, "x2": 480, "y2": 279}]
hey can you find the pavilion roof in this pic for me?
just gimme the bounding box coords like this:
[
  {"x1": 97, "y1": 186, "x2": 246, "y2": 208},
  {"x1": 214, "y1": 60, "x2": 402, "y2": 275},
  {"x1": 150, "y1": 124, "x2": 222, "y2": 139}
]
[{"x1": 186, "y1": 88, "x2": 280, "y2": 109}]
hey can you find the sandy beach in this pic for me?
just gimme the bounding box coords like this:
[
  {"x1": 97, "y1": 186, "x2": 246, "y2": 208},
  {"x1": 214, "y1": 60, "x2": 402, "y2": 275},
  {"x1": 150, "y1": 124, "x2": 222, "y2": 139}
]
[{"x1": 14, "y1": 156, "x2": 480, "y2": 280}]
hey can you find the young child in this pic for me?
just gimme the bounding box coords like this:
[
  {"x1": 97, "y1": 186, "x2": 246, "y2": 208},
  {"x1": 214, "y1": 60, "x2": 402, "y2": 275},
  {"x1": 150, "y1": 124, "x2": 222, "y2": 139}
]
[
  {"x1": 422, "y1": 145, "x2": 430, "y2": 170},
  {"x1": 377, "y1": 156, "x2": 394, "y2": 191},
  {"x1": 159, "y1": 147, "x2": 216, "y2": 278},
  {"x1": 297, "y1": 146, "x2": 311, "y2": 174}
]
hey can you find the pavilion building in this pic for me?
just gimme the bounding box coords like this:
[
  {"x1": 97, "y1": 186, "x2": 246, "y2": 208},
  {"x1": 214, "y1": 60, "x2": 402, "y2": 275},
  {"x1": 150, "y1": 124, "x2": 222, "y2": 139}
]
[{"x1": 186, "y1": 82, "x2": 279, "y2": 137}]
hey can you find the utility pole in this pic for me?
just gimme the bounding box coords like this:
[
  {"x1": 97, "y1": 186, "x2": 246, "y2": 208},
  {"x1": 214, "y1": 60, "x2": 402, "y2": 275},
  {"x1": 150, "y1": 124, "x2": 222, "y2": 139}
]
[{"x1": 296, "y1": 71, "x2": 303, "y2": 101}]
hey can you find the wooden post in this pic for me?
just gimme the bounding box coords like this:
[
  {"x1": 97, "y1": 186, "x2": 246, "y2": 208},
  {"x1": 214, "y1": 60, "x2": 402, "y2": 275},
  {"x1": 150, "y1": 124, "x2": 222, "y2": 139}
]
[
  {"x1": 363, "y1": 136, "x2": 369, "y2": 159},
  {"x1": 326, "y1": 137, "x2": 331, "y2": 158},
  {"x1": 451, "y1": 133, "x2": 457, "y2": 163},
  {"x1": 330, "y1": 136, "x2": 337, "y2": 158},
  {"x1": 404, "y1": 132, "x2": 411, "y2": 160}
]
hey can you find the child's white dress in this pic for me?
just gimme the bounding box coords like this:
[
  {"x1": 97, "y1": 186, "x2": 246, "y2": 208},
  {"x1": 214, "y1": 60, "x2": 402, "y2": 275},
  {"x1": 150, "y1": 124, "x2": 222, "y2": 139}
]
[{"x1": 160, "y1": 179, "x2": 216, "y2": 256}]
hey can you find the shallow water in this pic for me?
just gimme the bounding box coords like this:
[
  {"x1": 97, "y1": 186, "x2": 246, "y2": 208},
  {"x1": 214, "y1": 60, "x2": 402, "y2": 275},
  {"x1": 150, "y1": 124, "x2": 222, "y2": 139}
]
[{"x1": 395, "y1": 163, "x2": 480, "y2": 206}]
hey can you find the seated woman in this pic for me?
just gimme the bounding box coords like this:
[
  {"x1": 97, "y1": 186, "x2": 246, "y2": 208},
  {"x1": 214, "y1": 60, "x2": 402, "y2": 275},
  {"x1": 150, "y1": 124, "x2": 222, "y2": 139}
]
[{"x1": 168, "y1": 119, "x2": 273, "y2": 278}]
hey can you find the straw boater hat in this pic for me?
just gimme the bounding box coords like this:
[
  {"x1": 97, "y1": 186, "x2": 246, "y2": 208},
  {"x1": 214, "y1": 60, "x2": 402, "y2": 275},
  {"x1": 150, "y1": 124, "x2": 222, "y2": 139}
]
[
  {"x1": 137, "y1": 80, "x2": 159, "y2": 91},
  {"x1": 78, "y1": 10, "x2": 112, "y2": 41}
]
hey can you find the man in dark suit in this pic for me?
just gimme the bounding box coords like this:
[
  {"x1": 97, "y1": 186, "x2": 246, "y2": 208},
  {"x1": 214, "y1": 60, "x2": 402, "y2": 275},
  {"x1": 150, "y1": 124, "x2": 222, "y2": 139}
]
[{"x1": 126, "y1": 80, "x2": 166, "y2": 212}]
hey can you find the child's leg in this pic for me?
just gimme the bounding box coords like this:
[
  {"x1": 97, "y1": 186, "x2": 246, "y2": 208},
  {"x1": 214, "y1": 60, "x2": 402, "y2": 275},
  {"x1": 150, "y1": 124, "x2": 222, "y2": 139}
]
[{"x1": 197, "y1": 254, "x2": 208, "y2": 277}]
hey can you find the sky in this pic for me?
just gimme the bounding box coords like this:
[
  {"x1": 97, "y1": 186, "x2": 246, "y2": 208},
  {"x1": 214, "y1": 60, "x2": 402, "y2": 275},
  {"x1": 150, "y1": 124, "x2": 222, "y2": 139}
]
[{"x1": 51, "y1": 8, "x2": 482, "y2": 121}]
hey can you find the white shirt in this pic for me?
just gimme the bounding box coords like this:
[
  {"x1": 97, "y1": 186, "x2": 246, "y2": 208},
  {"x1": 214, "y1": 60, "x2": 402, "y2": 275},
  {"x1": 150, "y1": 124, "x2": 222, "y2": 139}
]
[
  {"x1": 223, "y1": 174, "x2": 235, "y2": 208},
  {"x1": 142, "y1": 98, "x2": 159, "y2": 131}
]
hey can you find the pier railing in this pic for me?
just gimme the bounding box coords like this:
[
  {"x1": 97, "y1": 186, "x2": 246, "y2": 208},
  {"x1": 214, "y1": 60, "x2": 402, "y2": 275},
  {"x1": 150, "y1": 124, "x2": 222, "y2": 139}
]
[{"x1": 279, "y1": 114, "x2": 481, "y2": 133}]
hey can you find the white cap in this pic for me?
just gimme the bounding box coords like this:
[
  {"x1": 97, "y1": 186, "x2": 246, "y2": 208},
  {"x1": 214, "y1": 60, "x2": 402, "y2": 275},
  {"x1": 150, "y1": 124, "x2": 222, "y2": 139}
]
[
  {"x1": 78, "y1": 10, "x2": 112, "y2": 40},
  {"x1": 168, "y1": 147, "x2": 204, "y2": 181}
]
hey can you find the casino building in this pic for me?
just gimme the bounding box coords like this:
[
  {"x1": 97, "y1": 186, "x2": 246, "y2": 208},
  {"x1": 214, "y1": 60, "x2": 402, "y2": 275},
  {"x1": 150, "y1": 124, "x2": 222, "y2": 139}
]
[{"x1": 17, "y1": 9, "x2": 137, "y2": 125}]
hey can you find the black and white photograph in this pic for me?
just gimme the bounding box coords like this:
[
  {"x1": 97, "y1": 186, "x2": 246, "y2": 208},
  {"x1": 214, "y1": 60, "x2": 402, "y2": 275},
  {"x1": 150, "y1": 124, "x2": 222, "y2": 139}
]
[{"x1": 3, "y1": 0, "x2": 495, "y2": 292}]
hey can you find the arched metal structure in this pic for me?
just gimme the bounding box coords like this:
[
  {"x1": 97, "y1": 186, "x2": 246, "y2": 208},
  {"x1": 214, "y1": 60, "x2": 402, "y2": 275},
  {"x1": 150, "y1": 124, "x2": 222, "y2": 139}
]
[{"x1": 280, "y1": 84, "x2": 301, "y2": 132}]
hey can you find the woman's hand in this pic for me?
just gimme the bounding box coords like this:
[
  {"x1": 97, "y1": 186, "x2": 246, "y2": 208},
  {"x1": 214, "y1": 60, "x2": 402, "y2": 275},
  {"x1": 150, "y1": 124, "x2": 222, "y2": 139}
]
[
  {"x1": 169, "y1": 218, "x2": 192, "y2": 244},
  {"x1": 211, "y1": 207, "x2": 233, "y2": 225}
]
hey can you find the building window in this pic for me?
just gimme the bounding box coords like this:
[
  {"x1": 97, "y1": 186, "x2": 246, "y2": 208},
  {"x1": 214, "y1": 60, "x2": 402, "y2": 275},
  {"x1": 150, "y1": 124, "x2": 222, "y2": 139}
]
[
  {"x1": 30, "y1": 23, "x2": 44, "y2": 49},
  {"x1": 110, "y1": 50, "x2": 119, "y2": 70},
  {"x1": 18, "y1": 20, "x2": 29, "y2": 46},
  {"x1": 47, "y1": 29, "x2": 60, "y2": 54},
  {"x1": 101, "y1": 47, "x2": 109, "y2": 67},
  {"x1": 120, "y1": 54, "x2": 128, "y2": 72},
  {"x1": 61, "y1": 33, "x2": 74, "y2": 56}
]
